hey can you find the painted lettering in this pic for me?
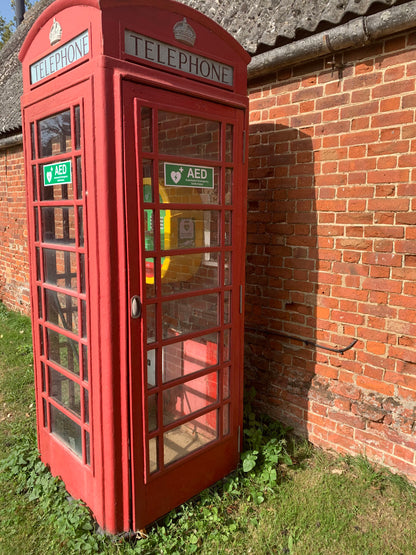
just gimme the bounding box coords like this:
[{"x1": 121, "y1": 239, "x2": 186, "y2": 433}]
[
  {"x1": 124, "y1": 30, "x2": 234, "y2": 87},
  {"x1": 30, "y1": 30, "x2": 89, "y2": 85},
  {"x1": 199, "y1": 60, "x2": 210, "y2": 78},
  {"x1": 132, "y1": 35, "x2": 143, "y2": 56},
  {"x1": 188, "y1": 54, "x2": 198, "y2": 75},
  {"x1": 179, "y1": 51, "x2": 187, "y2": 70},
  {"x1": 144, "y1": 39, "x2": 155, "y2": 61},
  {"x1": 211, "y1": 63, "x2": 221, "y2": 82},
  {"x1": 75, "y1": 40, "x2": 83, "y2": 58},
  {"x1": 221, "y1": 66, "x2": 231, "y2": 85},
  {"x1": 167, "y1": 47, "x2": 176, "y2": 66},
  {"x1": 157, "y1": 44, "x2": 166, "y2": 64}
]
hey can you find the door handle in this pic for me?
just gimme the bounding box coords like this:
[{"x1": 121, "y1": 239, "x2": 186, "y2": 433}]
[{"x1": 131, "y1": 295, "x2": 142, "y2": 319}]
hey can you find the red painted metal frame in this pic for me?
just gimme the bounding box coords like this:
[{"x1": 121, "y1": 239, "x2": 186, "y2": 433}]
[{"x1": 20, "y1": 0, "x2": 249, "y2": 533}]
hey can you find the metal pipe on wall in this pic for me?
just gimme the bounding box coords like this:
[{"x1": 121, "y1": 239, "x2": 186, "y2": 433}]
[{"x1": 248, "y1": 0, "x2": 416, "y2": 80}]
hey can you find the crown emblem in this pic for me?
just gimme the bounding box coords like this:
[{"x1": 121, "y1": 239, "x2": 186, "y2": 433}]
[
  {"x1": 173, "y1": 18, "x2": 196, "y2": 47},
  {"x1": 49, "y1": 18, "x2": 62, "y2": 46}
]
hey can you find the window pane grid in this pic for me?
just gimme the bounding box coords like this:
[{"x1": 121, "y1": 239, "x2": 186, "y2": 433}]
[{"x1": 31, "y1": 104, "x2": 90, "y2": 465}]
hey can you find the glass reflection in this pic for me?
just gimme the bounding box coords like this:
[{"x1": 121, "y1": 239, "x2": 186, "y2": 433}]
[
  {"x1": 38, "y1": 110, "x2": 71, "y2": 158},
  {"x1": 162, "y1": 332, "x2": 218, "y2": 383},
  {"x1": 163, "y1": 409, "x2": 218, "y2": 466}
]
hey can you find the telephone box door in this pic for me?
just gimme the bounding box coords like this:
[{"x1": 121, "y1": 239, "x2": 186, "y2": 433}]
[{"x1": 124, "y1": 82, "x2": 246, "y2": 528}]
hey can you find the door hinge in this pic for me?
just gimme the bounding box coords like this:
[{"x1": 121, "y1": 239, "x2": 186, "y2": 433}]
[
  {"x1": 237, "y1": 426, "x2": 241, "y2": 453},
  {"x1": 239, "y1": 285, "x2": 243, "y2": 314},
  {"x1": 242, "y1": 130, "x2": 246, "y2": 163},
  {"x1": 131, "y1": 295, "x2": 142, "y2": 319}
]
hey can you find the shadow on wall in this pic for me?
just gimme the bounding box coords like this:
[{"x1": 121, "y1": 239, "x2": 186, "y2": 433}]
[{"x1": 244, "y1": 122, "x2": 321, "y2": 437}]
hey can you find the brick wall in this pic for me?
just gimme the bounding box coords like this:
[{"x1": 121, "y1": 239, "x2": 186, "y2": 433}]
[
  {"x1": 3, "y1": 29, "x2": 416, "y2": 481},
  {"x1": 245, "y1": 30, "x2": 416, "y2": 480},
  {"x1": 0, "y1": 143, "x2": 30, "y2": 314}
]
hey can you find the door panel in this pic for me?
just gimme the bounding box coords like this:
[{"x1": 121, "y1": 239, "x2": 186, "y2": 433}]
[{"x1": 124, "y1": 82, "x2": 245, "y2": 528}]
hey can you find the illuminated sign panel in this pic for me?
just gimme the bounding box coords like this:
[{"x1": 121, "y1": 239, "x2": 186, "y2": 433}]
[
  {"x1": 30, "y1": 30, "x2": 89, "y2": 84},
  {"x1": 124, "y1": 30, "x2": 234, "y2": 86}
]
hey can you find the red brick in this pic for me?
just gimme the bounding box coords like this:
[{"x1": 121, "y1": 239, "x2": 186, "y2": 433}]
[
  {"x1": 356, "y1": 376, "x2": 395, "y2": 395},
  {"x1": 367, "y1": 169, "x2": 409, "y2": 184}
]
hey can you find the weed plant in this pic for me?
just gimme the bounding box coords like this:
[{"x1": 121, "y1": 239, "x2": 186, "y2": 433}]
[{"x1": 2, "y1": 303, "x2": 416, "y2": 554}]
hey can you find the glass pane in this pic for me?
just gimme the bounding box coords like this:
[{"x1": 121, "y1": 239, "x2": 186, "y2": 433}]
[
  {"x1": 223, "y1": 403, "x2": 230, "y2": 436},
  {"x1": 225, "y1": 211, "x2": 232, "y2": 246},
  {"x1": 145, "y1": 258, "x2": 156, "y2": 297},
  {"x1": 162, "y1": 332, "x2": 218, "y2": 383},
  {"x1": 85, "y1": 431, "x2": 91, "y2": 465},
  {"x1": 225, "y1": 168, "x2": 233, "y2": 205},
  {"x1": 81, "y1": 299, "x2": 87, "y2": 338},
  {"x1": 41, "y1": 207, "x2": 76, "y2": 244},
  {"x1": 76, "y1": 157, "x2": 83, "y2": 199},
  {"x1": 80, "y1": 254, "x2": 86, "y2": 294},
  {"x1": 162, "y1": 293, "x2": 219, "y2": 339},
  {"x1": 39, "y1": 324, "x2": 44, "y2": 355},
  {"x1": 224, "y1": 252, "x2": 231, "y2": 285},
  {"x1": 30, "y1": 122, "x2": 36, "y2": 159},
  {"x1": 49, "y1": 366, "x2": 81, "y2": 416},
  {"x1": 224, "y1": 291, "x2": 231, "y2": 324},
  {"x1": 148, "y1": 393, "x2": 157, "y2": 432},
  {"x1": 163, "y1": 409, "x2": 218, "y2": 466},
  {"x1": 84, "y1": 389, "x2": 89, "y2": 424},
  {"x1": 160, "y1": 252, "x2": 219, "y2": 296},
  {"x1": 146, "y1": 304, "x2": 156, "y2": 343},
  {"x1": 149, "y1": 437, "x2": 158, "y2": 474},
  {"x1": 34, "y1": 207, "x2": 39, "y2": 241},
  {"x1": 159, "y1": 164, "x2": 220, "y2": 205},
  {"x1": 50, "y1": 405, "x2": 82, "y2": 457},
  {"x1": 158, "y1": 111, "x2": 220, "y2": 160},
  {"x1": 43, "y1": 399, "x2": 48, "y2": 427},
  {"x1": 143, "y1": 161, "x2": 153, "y2": 202},
  {"x1": 43, "y1": 249, "x2": 77, "y2": 290},
  {"x1": 224, "y1": 329, "x2": 230, "y2": 362},
  {"x1": 38, "y1": 110, "x2": 71, "y2": 158},
  {"x1": 147, "y1": 349, "x2": 156, "y2": 387},
  {"x1": 225, "y1": 124, "x2": 233, "y2": 162},
  {"x1": 78, "y1": 207, "x2": 84, "y2": 247},
  {"x1": 223, "y1": 366, "x2": 230, "y2": 400},
  {"x1": 41, "y1": 362, "x2": 46, "y2": 392},
  {"x1": 74, "y1": 106, "x2": 81, "y2": 150},
  {"x1": 37, "y1": 286, "x2": 43, "y2": 318},
  {"x1": 163, "y1": 371, "x2": 218, "y2": 426},
  {"x1": 47, "y1": 328, "x2": 79, "y2": 375},
  {"x1": 45, "y1": 289, "x2": 78, "y2": 333},
  {"x1": 141, "y1": 107, "x2": 153, "y2": 152},
  {"x1": 144, "y1": 209, "x2": 155, "y2": 251},
  {"x1": 32, "y1": 165, "x2": 37, "y2": 201},
  {"x1": 82, "y1": 344, "x2": 88, "y2": 382},
  {"x1": 36, "y1": 248, "x2": 41, "y2": 280},
  {"x1": 161, "y1": 210, "x2": 220, "y2": 251},
  {"x1": 40, "y1": 162, "x2": 74, "y2": 201}
]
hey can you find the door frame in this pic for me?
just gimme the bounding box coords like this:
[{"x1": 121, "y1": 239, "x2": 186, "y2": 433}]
[{"x1": 122, "y1": 79, "x2": 247, "y2": 529}]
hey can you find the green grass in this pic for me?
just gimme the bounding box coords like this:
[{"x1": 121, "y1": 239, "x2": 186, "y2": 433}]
[{"x1": 1, "y1": 301, "x2": 416, "y2": 554}]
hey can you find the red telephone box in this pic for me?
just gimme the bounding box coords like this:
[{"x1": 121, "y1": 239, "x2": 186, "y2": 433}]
[{"x1": 19, "y1": 0, "x2": 249, "y2": 533}]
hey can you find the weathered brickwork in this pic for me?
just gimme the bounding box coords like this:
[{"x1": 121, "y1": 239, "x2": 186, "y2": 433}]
[
  {"x1": 245, "y1": 31, "x2": 416, "y2": 480},
  {"x1": 0, "y1": 144, "x2": 30, "y2": 314}
]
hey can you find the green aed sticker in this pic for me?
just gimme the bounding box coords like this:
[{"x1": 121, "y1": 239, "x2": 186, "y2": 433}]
[
  {"x1": 43, "y1": 160, "x2": 72, "y2": 186},
  {"x1": 164, "y1": 163, "x2": 214, "y2": 189}
]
